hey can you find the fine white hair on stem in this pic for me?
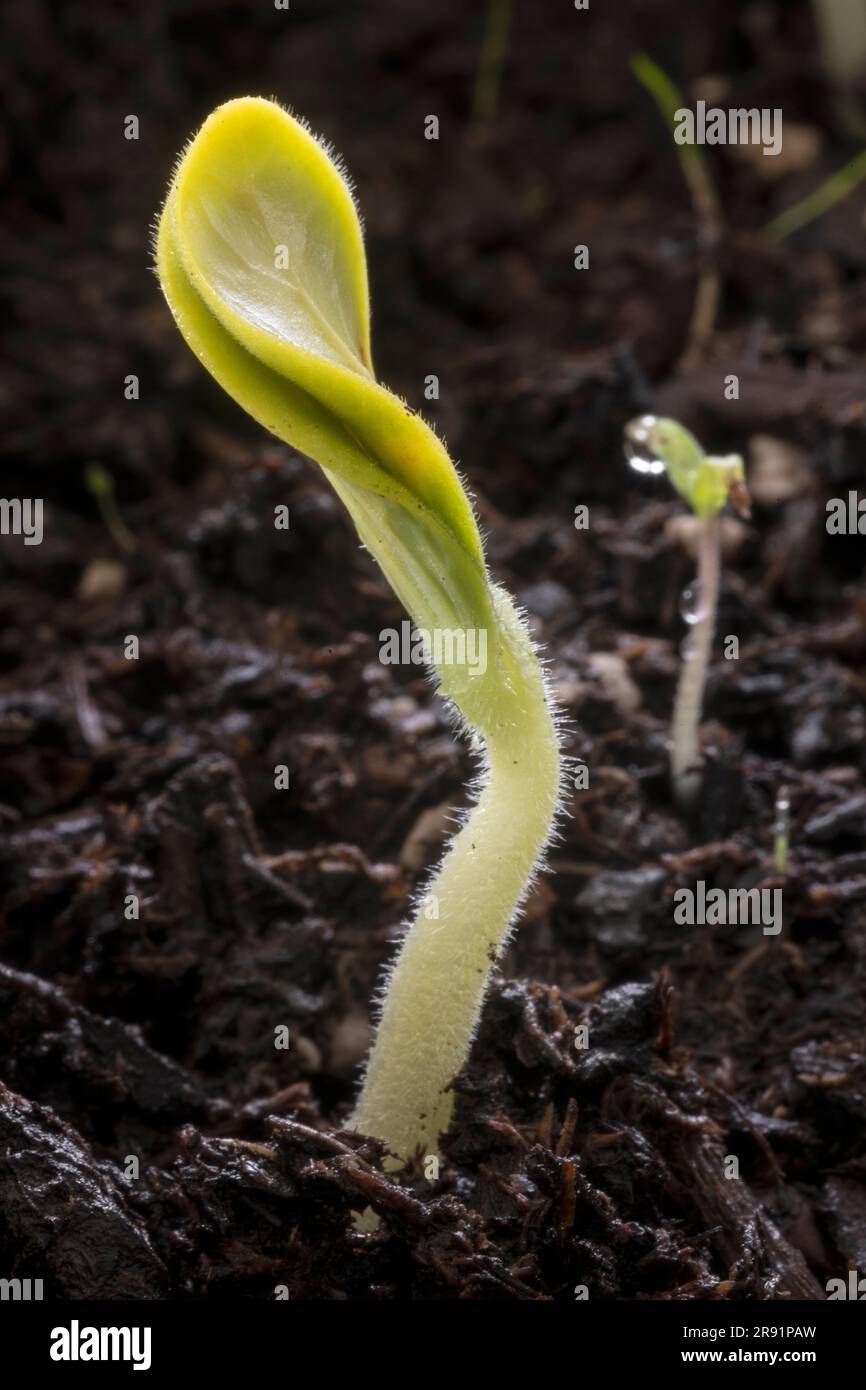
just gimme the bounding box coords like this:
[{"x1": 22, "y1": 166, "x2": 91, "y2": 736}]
[
  {"x1": 670, "y1": 513, "x2": 721, "y2": 808},
  {"x1": 351, "y1": 584, "x2": 564, "y2": 1166}
]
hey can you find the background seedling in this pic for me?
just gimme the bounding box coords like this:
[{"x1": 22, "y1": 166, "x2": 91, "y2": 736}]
[
  {"x1": 156, "y1": 97, "x2": 562, "y2": 1166},
  {"x1": 624, "y1": 415, "x2": 750, "y2": 809},
  {"x1": 631, "y1": 54, "x2": 722, "y2": 372},
  {"x1": 472, "y1": 0, "x2": 513, "y2": 125},
  {"x1": 84, "y1": 462, "x2": 137, "y2": 554},
  {"x1": 632, "y1": 51, "x2": 866, "y2": 360},
  {"x1": 813, "y1": 0, "x2": 866, "y2": 136},
  {"x1": 763, "y1": 146, "x2": 866, "y2": 240}
]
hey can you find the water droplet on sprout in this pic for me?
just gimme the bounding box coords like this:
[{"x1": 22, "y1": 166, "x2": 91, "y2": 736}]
[
  {"x1": 624, "y1": 414, "x2": 666, "y2": 475},
  {"x1": 624, "y1": 441, "x2": 666, "y2": 476},
  {"x1": 679, "y1": 583, "x2": 705, "y2": 625},
  {"x1": 773, "y1": 788, "x2": 790, "y2": 836}
]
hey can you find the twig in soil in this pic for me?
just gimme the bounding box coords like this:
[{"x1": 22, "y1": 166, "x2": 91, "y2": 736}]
[
  {"x1": 210, "y1": 1137, "x2": 276, "y2": 1160},
  {"x1": 536, "y1": 1101, "x2": 554, "y2": 1149},
  {"x1": 267, "y1": 1116, "x2": 431, "y2": 1225},
  {"x1": 487, "y1": 1115, "x2": 530, "y2": 1148},
  {"x1": 268, "y1": 1116, "x2": 357, "y2": 1158},
  {"x1": 555, "y1": 1097, "x2": 579, "y2": 1157},
  {"x1": 725, "y1": 941, "x2": 769, "y2": 985},
  {"x1": 65, "y1": 658, "x2": 109, "y2": 750},
  {"x1": 559, "y1": 1158, "x2": 577, "y2": 1232}
]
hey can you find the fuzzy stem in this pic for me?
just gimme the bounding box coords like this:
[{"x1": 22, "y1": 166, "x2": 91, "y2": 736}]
[
  {"x1": 670, "y1": 514, "x2": 720, "y2": 808},
  {"x1": 351, "y1": 585, "x2": 560, "y2": 1164}
]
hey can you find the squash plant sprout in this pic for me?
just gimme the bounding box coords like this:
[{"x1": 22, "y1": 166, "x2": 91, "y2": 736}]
[
  {"x1": 624, "y1": 416, "x2": 750, "y2": 809},
  {"x1": 156, "y1": 99, "x2": 562, "y2": 1165}
]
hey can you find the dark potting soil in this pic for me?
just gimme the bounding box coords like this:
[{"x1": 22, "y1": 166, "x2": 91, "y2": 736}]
[{"x1": 0, "y1": 0, "x2": 864, "y2": 1299}]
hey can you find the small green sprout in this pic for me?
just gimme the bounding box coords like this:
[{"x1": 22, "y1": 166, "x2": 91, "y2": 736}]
[
  {"x1": 633, "y1": 49, "x2": 866, "y2": 363},
  {"x1": 156, "y1": 99, "x2": 562, "y2": 1165},
  {"x1": 630, "y1": 54, "x2": 720, "y2": 229},
  {"x1": 631, "y1": 53, "x2": 722, "y2": 370},
  {"x1": 472, "y1": 0, "x2": 514, "y2": 124},
  {"x1": 624, "y1": 415, "x2": 750, "y2": 809},
  {"x1": 763, "y1": 147, "x2": 866, "y2": 241},
  {"x1": 84, "y1": 462, "x2": 137, "y2": 554}
]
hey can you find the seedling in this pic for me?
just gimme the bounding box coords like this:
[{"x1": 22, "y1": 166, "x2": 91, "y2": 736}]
[
  {"x1": 813, "y1": 0, "x2": 866, "y2": 136},
  {"x1": 624, "y1": 415, "x2": 749, "y2": 809},
  {"x1": 156, "y1": 98, "x2": 562, "y2": 1165},
  {"x1": 763, "y1": 147, "x2": 866, "y2": 241},
  {"x1": 631, "y1": 54, "x2": 722, "y2": 371},
  {"x1": 84, "y1": 462, "x2": 136, "y2": 554},
  {"x1": 633, "y1": 51, "x2": 866, "y2": 357},
  {"x1": 472, "y1": 0, "x2": 514, "y2": 124}
]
